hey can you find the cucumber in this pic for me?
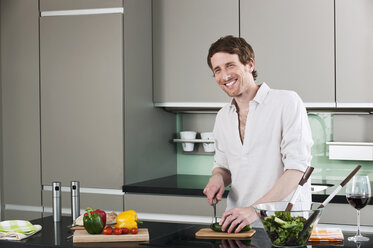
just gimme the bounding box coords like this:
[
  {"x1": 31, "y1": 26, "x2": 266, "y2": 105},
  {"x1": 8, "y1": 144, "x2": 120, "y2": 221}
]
[
  {"x1": 210, "y1": 222, "x2": 222, "y2": 232},
  {"x1": 241, "y1": 224, "x2": 252, "y2": 232},
  {"x1": 210, "y1": 222, "x2": 252, "y2": 233}
]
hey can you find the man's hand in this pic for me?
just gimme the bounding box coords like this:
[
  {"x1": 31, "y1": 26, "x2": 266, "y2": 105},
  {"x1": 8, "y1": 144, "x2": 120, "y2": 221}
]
[
  {"x1": 203, "y1": 174, "x2": 225, "y2": 205},
  {"x1": 219, "y1": 206, "x2": 257, "y2": 233}
]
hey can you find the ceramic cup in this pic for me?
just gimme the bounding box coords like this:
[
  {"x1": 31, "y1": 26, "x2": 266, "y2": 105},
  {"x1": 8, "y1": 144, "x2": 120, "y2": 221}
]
[
  {"x1": 201, "y1": 132, "x2": 214, "y2": 152},
  {"x1": 180, "y1": 131, "x2": 197, "y2": 152}
]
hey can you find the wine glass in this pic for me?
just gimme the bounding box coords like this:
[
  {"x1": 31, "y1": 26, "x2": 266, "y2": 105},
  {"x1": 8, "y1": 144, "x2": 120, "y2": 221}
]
[{"x1": 345, "y1": 175, "x2": 371, "y2": 242}]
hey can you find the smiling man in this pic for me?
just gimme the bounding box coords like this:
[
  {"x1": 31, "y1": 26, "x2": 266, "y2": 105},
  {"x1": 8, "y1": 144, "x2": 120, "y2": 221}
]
[{"x1": 203, "y1": 35, "x2": 313, "y2": 233}]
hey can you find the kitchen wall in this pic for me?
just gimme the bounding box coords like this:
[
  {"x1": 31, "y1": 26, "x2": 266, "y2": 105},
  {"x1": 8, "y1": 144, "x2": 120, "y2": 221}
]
[{"x1": 176, "y1": 112, "x2": 373, "y2": 181}]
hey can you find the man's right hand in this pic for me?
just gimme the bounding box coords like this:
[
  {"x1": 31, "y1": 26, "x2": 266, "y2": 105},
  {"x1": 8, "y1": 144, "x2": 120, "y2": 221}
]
[{"x1": 203, "y1": 174, "x2": 225, "y2": 205}]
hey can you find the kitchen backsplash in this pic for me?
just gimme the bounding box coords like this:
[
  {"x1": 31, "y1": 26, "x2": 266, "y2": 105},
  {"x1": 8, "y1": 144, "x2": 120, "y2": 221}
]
[{"x1": 176, "y1": 112, "x2": 373, "y2": 181}]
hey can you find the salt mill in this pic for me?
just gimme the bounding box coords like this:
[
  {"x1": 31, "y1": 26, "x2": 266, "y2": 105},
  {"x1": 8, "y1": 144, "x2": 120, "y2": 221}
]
[
  {"x1": 71, "y1": 181, "x2": 80, "y2": 221},
  {"x1": 52, "y1": 181, "x2": 61, "y2": 222}
]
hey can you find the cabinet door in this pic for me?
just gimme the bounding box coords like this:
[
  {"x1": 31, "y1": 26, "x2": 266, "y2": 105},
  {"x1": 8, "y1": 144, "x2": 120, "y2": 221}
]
[
  {"x1": 336, "y1": 0, "x2": 373, "y2": 107},
  {"x1": 240, "y1": 0, "x2": 335, "y2": 107},
  {"x1": 153, "y1": 0, "x2": 237, "y2": 105},
  {"x1": 40, "y1": 13, "x2": 123, "y2": 188},
  {"x1": 1, "y1": 0, "x2": 41, "y2": 220},
  {"x1": 125, "y1": 194, "x2": 227, "y2": 217}
]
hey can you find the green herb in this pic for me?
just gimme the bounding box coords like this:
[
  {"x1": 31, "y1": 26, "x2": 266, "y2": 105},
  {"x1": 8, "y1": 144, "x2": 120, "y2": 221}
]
[{"x1": 262, "y1": 211, "x2": 312, "y2": 246}]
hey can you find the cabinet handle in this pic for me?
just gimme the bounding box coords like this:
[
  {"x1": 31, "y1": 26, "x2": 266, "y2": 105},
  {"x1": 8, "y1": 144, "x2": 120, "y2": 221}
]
[
  {"x1": 40, "y1": 7, "x2": 124, "y2": 17},
  {"x1": 43, "y1": 185, "x2": 124, "y2": 196}
]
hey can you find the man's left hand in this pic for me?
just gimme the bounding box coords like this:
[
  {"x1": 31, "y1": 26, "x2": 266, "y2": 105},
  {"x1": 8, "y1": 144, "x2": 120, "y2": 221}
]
[{"x1": 219, "y1": 206, "x2": 257, "y2": 233}]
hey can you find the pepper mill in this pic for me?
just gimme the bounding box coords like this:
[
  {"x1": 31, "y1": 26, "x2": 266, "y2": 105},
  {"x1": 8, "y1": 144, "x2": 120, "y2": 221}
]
[
  {"x1": 52, "y1": 181, "x2": 61, "y2": 222},
  {"x1": 71, "y1": 181, "x2": 80, "y2": 221}
]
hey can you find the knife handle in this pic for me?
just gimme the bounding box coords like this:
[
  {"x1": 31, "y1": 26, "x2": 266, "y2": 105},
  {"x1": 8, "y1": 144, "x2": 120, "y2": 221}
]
[{"x1": 285, "y1": 166, "x2": 314, "y2": 211}]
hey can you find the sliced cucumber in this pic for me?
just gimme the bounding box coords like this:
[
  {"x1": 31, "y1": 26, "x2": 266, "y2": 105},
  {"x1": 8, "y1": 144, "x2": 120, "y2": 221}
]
[{"x1": 210, "y1": 222, "x2": 252, "y2": 233}]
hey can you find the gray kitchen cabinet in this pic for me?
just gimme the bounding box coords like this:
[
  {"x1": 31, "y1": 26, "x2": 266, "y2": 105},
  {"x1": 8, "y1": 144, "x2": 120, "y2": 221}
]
[
  {"x1": 1, "y1": 0, "x2": 42, "y2": 220},
  {"x1": 40, "y1": 9, "x2": 125, "y2": 212},
  {"x1": 122, "y1": 0, "x2": 176, "y2": 185},
  {"x1": 240, "y1": 0, "x2": 335, "y2": 108},
  {"x1": 40, "y1": 0, "x2": 176, "y2": 213},
  {"x1": 0, "y1": 0, "x2": 176, "y2": 218},
  {"x1": 152, "y1": 0, "x2": 236, "y2": 106},
  {"x1": 39, "y1": 0, "x2": 176, "y2": 190},
  {"x1": 40, "y1": 11, "x2": 124, "y2": 189},
  {"x1": 125, "y1": 193, "x2": 227, "y2": 220},
  {"x1": 336, "y1": 0, "x2": 373, "y2": 107},
  {"x1": 0, "y1": 0, "x2": 2, "y2": 218},
  {"x1": 320, "y1": 203, "x2": 373, "y2": 226}
]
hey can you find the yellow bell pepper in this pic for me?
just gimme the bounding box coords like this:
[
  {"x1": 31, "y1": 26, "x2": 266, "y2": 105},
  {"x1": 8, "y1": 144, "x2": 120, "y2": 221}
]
[{"x1": 115, "y1": 210, "x2": 138, "y2": 229}]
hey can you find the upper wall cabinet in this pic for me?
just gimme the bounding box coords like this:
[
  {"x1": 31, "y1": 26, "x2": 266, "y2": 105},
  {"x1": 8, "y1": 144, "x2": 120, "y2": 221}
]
[
  {"x1": 336, "y1": 0, "x2": 373, "y2": 107},
  {"x1": 153, "y1": 0, "x2": 236, "y2": 108},
  {"x1": 240, "y1": 0, "x2": 335, "y2": 108},
  {"x1": 1, "y1": 0, "x2": 41, "y2": 220}
]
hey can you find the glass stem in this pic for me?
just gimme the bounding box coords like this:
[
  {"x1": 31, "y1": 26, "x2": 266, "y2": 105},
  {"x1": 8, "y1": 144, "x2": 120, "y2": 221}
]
[{"x1": 356, "y1": 210, "x2": 361, "y2": 236}]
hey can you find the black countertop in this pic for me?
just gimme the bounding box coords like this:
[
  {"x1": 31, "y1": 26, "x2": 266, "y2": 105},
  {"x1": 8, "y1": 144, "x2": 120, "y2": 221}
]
[
  {"x1": 124, "y1": 174, "x2": 227, "y2": 197},
  {"x1": 123, "y1": 174, "x2": 370, "y2": 205},
  {"x1": 1, "y1": 216, "x2": 372, "y2": 248}
]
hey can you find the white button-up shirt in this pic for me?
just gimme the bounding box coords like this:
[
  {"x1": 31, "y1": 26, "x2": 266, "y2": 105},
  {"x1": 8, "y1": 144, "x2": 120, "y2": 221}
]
[{"x1": 213, "y1": 83, "x2": 313, "y2": 210}]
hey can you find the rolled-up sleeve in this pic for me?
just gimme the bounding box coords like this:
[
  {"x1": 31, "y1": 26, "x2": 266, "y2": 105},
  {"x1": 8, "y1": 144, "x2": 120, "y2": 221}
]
[
  {"x1": 212, "y1": 112, "x2": 229, "y2": 171},
  {"x1": 280, "y1": 92, "x2": 313, "y2": 172}
]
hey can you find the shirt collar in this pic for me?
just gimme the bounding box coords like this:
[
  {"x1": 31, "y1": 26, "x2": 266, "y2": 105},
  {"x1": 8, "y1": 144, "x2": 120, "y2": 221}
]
[
  {"x1": 253, "y1": 82, "x2": 270, "y2": 104},
  {"x1": 228, "y1": 82, "x2": 271, "y2": 112}
]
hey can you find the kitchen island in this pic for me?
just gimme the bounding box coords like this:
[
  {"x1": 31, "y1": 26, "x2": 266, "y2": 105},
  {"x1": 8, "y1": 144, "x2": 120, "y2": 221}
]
[
  {"x1": 123, "y1": 175, "x2": 373, "y2": 226},
  {"x1": 1, "y1": 216, "x2": 372, "y2": 248}
]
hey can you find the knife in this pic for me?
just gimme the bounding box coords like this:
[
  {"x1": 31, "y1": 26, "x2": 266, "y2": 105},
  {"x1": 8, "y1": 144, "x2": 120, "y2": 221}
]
[
  {"x1": 317, "y1": 165, "x2": 362, "y2": 208},
  {"x1": 285, "y1": 166, "x2": 314, "y2": 211},
  {"x1": 213, "y1": 198, "x2": 217, "y2": 223}
]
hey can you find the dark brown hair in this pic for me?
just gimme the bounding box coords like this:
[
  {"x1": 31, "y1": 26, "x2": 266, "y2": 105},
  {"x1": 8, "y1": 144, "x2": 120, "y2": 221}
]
[{"x1": 207, "y1": 35, "x2": 258, "y2": 80}]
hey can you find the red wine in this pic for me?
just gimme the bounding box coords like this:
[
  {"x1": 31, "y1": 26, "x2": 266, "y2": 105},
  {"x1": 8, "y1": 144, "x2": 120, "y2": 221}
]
[{"x1": 346, "y1": 195, "x2": 371, "y2": 210}]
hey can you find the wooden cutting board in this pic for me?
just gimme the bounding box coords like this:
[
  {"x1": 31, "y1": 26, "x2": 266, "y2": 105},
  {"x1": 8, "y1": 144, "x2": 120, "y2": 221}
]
[
  {"x1": 73, "y1": 228, "x2": 149, "y2": 243},
  {"x1": 70, "y1": 225, "x2": 85, "y2": 231},
  {"x1": 195, "y1": 228, "x2": 256, "y2": 239}
]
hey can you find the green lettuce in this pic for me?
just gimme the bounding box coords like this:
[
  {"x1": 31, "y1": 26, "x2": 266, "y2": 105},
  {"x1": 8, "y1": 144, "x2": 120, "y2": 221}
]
[{"x1": 262, "y1": 211, "x2": 312, "y2": 246}]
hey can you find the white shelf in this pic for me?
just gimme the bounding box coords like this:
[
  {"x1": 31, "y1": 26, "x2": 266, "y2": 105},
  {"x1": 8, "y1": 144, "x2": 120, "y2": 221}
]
[
  {"x1": 173, "y1": 139, "x2": 214, "y2": 143},
  {"x1": 326, "y1": 142, "x2": 373, "y2": 161},
  {"x1": 326, "y1": 142, "x2": 373, "y2": 146}
]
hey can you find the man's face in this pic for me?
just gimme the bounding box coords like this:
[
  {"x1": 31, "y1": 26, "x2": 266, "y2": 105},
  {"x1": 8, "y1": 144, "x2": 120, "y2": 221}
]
[{"x1": 210, "y1": 52, "x2": 253, "y2": 98}]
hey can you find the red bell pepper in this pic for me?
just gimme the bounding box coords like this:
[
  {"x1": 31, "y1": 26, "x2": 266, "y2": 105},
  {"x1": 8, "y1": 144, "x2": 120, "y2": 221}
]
[
  {"x1": 94, "y1": 209, "x2": 106, "y2": 227},
  {"x1": 84, "y1": 208, "x2": 106, "y2": 227}
]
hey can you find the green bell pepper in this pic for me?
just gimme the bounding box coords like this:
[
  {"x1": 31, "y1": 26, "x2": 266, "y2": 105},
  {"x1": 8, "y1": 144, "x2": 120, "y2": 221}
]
[{"x1": 83, "y1": 207, "x2": 104, "y2": 234}]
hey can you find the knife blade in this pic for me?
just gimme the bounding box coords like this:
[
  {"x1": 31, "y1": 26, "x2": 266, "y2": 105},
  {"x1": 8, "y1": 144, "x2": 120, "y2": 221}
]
[{"x1": 213, "y1": 198, "x2": 217, "y2": 223}]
